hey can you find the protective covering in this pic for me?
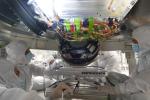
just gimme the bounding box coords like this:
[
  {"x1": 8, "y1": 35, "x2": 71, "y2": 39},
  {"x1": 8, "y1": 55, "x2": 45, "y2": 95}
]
[
  {"x1": 29, "y1": 50, "x2": 62, "y2": 90},
  {"x1": 132, "y1": 25, "x2": 150, "y2": 51},
  {"x1": 4, "y1": 41, "x2": 32, "y2": 91},
  {"x1": 0, "y1": 88, "x2": 44, "y2": 100},
  {"x1": 113, "y1": 25, "x2": 150, "y2": 100},
  {"x1": 89, "y1": 51, "x2": 129, "y2": 75},
  {"x1": 0, "y1": 59, "x2": 18, "y2": 88},
  {"x1": 114, "y1": 69, "x2": 150, "y2": 100},
  {"x1": 0, "y1": 59, "x2": 44, "y2": 100},
  {"x1": 107, "y1": 72, "x2": 129, "y2": 85},
  {"x1": 5, "y1": 40, "x2": 29, "y2": 64},
  {"x1": 32, "y1": 76, "x2": 56, "y2": 91},
  {"x1": 1, "y1": 40, "x2": 62, "y2": 91},
  {"x1": 132, "y1": 25, "x2": 150, "y2": 72}
]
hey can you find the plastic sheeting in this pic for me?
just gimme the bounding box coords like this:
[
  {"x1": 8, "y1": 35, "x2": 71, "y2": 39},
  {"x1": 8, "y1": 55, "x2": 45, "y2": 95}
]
[
  {"x1": 133, "y1": 25, "x2": 150, "y2": 51},
  {"x1": 133, "y1": 25, "x2": 150, "y2": 72},
  {"x1": 89, "y1": 51, "x2": 129, "y2": 76},
  {"x1": 30, "y1": 49, "x2": 129, "y2": 90},
  {"x1": 29, "y1": 50, "x2": 58, "y2": 91},
  {"x1": 0, "y1": 88, "x2": 44, "y2": 100},
  {"x1": 32, "y1": 76, "x2": 56, "y2": 91}
]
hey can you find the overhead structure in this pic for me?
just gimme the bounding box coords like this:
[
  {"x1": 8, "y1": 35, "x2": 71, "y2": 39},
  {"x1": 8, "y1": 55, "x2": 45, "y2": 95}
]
[
  {"x1": 28, "y1": 0, "x2": 138, "y2": 20},
  {"x1": 27, "y1": 0, "x2": 138, "y2": 40},
  {"x1": 0, "y1": 0, "x2": 138, "y2": 65}
]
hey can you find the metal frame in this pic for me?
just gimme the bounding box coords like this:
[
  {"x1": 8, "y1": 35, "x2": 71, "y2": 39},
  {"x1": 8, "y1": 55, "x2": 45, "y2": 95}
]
[{"x1": 0, "y1": 20, "x2": 136, "y2": 76}]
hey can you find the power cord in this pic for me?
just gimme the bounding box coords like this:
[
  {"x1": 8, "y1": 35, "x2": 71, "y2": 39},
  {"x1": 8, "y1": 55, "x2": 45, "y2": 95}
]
[{"x1": 73, "y1": 81, "x2": 80, "y2": 93}]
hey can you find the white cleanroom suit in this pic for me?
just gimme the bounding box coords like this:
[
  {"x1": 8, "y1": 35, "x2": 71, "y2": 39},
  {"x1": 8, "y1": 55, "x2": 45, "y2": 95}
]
[
  {"x1": 0, "y1": 40, "x2": 71, "y2": 100},
  {"x1": 0, "y1": 58, "x2": 44, "y2": 100},
  {"x1": 114, "y1": 25, "x2": 150, "y2": 100}
]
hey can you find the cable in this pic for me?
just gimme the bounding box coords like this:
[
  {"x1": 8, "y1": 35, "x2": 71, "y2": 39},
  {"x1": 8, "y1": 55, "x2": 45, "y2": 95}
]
[
  {"x1": 61, "y1": 89, "x2": 65, "y2": 100},
  {"x1": 73, "y1": 81, "x2": 80, "y2": 93}
]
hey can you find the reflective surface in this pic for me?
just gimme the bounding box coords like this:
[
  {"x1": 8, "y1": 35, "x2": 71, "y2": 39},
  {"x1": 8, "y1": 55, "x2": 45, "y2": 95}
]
[{"x1": 29, "y1": 0, "x2": 138, "y2": 20}]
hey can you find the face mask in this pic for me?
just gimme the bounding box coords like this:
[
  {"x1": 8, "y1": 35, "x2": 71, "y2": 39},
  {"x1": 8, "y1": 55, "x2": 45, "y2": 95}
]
[
  {"x1": 26, "y1": 52, "x2": 34, "y2": 62},
  {"x1": 132, "y1": 43, "x2": 140, "y2": 52}
]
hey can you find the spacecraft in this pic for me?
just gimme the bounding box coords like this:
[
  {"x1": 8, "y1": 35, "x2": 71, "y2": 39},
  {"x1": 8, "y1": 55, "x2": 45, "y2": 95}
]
[{"x1": 0, "y1": 0, "x2": 138, "y2": 66}]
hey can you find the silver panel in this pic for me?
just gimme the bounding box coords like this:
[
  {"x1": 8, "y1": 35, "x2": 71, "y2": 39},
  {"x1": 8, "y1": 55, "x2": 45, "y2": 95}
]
[{"x1": 30, "y1": 0, "x2": 138, "y2": 20}]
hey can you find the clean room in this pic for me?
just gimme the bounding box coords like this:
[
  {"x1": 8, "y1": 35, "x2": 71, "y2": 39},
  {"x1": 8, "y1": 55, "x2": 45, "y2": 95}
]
[{"x1": 0, "y1": 0, "x2": 150, "y2": 100}]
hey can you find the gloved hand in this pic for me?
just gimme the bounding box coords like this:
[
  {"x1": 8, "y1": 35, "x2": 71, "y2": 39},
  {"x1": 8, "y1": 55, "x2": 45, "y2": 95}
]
[
  {"x1": 51, "y1": 82, "x2": 73, "y2": 99},
  {"x1": 49, "y1": 59, "x2": 63, "y2": 70}
]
